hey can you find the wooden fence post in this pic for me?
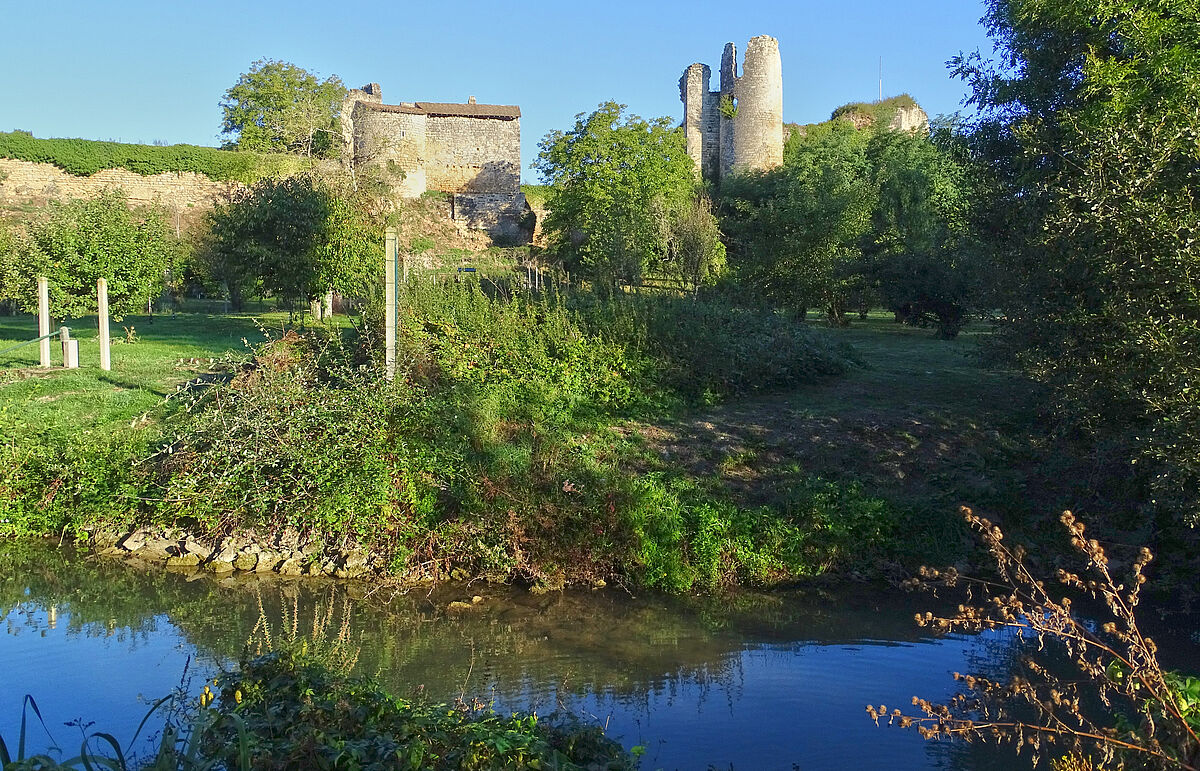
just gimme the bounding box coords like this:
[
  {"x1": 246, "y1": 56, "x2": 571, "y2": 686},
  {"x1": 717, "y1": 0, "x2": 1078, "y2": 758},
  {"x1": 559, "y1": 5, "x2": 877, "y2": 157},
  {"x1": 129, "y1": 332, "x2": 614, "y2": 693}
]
[
  {"x1": 385, "y1": 226, "x2": 398, "y2": 381},
  {"x1": 98, "y1": 278, "x2": 111, "y2": 371},
  {"x1": 37, "y1": 276, "x2": 50, "y2": 367}
]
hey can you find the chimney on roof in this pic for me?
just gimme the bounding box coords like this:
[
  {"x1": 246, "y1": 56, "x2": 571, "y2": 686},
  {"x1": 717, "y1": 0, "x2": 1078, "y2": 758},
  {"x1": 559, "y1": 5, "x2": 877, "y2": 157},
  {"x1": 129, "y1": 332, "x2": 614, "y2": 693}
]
[{"x1": 468, "y1": 95, "x2": 476, "y2": 104}]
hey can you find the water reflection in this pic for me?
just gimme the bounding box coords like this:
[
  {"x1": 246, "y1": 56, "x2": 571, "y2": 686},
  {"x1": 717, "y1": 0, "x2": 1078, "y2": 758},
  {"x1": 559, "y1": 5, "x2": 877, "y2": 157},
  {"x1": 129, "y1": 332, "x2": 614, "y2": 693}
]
[{"x1": 1, "y1": 540, "x2": 1042, "y2": 770}]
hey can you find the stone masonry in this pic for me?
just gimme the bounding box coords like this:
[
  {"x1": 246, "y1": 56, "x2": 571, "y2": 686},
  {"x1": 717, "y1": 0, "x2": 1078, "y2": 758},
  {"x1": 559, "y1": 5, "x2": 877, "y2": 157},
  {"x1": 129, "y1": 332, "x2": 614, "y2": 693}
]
[
  {"x1": 0, "y1": 158, "x2": 239, "y2": 213},
  {"x1": 680, "y1": 35, "x2": 784, "y2": 183},
  {"x1": 341, "y1": 84, "x2": 527, "y2": 237}
]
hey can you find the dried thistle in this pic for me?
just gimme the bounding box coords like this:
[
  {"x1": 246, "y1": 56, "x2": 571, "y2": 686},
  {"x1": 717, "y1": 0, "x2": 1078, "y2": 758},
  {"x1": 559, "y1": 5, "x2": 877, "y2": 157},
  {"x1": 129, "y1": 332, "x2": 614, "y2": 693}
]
[{"x1": 869, "y1": 507, "x2": 1200, "y2": 770}]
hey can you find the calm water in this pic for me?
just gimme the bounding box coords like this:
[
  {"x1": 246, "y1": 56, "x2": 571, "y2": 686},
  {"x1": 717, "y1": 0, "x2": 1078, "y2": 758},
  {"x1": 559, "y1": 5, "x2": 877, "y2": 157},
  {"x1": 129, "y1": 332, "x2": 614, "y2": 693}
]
[{"x1": 0, "y1": 540, "x2": 1153, "y2": 770}]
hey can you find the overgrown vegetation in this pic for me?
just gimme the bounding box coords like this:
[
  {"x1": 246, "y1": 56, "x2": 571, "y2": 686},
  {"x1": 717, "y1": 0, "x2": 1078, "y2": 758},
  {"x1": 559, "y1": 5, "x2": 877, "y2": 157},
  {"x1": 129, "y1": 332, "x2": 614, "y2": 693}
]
[
  {"x1": 0, "y1": 130, "x2": 306, "y2": 183},
  {"x1": 0, "y1": 650, "x2": 636, "y2": 770},
  {"x1": 0, "y1": 281, "x2": 903, "y2": 592},
  {"x1": 948, "y1": 0, "x2": 1200, "y2": 527},
  {"x1": 872, "y1": 507, "x2": 1200, "y2": 770}
]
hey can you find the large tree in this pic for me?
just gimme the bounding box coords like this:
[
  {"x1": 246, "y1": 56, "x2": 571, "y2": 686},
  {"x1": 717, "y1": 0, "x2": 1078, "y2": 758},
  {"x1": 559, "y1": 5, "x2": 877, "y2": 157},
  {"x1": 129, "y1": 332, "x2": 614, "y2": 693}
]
[
  {"x1": 196, "y1": 174, "x2": 377, "y2": 312},
  {"x1": 534, "y1": 101, "x2": 696, "y2": 289},
  {"x1": 719, "y1": 120, "x2": 875, "y2": 323},
  {"x1": 953, "y1": 0, "x2": 1200, "y2": 524},
  {"x1": 220, "y1": 60, "x2": 347, "y2": 158}
]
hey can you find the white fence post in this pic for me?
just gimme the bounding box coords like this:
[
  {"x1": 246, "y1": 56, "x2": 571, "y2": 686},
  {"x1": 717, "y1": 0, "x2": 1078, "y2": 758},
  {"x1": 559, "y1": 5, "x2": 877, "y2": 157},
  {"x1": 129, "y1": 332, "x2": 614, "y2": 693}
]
[
  {"x1": 60, "y1": 326, "x2": 78, "y2": 369},
  {"x1": 98, "y1": 278, "x2": 111, "y2": 371},
  {"x1": 37, "y1": 276, "x2": 51, "y2": 367},
  {"x1": 384, "y1": 226, "x2": 398, "y2": 381}
]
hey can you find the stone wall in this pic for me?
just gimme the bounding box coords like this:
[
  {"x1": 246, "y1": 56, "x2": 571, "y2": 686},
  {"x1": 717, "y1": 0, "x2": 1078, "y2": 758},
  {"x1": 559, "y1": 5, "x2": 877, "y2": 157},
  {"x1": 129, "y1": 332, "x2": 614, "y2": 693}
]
[
  {"x1": 0, "y1": 158, "x2": 240, "y2": 211},
  {"x1": 451, "y1": 192, "x2": 529, "y2": 240},
  {"x1": 425, "y1": 116, "x2": 520, "y2": 194},
  {"x1": 679, "y1": 36, "x2": 784, "y2": 183},
  {"x1": 730, "y1": 35, "x2": 784, "y2": 175},
  {"x1": 352, "y1": 106, "x2": 428, "y2": 198}
]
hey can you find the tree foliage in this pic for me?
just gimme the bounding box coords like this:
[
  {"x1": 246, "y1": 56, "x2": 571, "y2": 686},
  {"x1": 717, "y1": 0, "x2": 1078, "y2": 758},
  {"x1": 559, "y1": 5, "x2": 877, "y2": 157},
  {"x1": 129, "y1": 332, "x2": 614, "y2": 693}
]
[
  {"x1": 220, "y1": 60, "x2": 346, "y2": 158},
  {"x1": 0, "y1": 191, "x2": 176, "y2": 318},
  {"x1": 534, "y1": 101, "x2": 696, "y2": 288},
  {"x1": 720, "y1": 116, "x2": 978, "y2": 333},
  {"x1": 953, "y1": 0, "x2": 1200, "y2": 523},
  {"x1": 195, "y1": 174, "x2": 377, "y2": 311},
  {"x1": 720, "y1": 121, "x2": 875, "y2": 323}
]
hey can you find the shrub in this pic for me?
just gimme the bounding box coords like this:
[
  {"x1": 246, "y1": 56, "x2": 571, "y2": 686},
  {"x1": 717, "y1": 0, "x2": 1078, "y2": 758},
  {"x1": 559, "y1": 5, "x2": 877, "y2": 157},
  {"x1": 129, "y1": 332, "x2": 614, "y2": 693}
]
[
  {"x1": 206, "y1": 650, "x2": 638, "y2": 770},
  {"x1": 0, "y1": 190, "x2": 178, "y2": 318}
]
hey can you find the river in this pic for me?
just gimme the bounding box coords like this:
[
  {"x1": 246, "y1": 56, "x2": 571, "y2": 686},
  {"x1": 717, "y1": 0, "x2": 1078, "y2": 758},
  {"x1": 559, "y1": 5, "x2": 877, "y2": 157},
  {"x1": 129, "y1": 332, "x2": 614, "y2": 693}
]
[{"x1": 3, "y1": 539, "x2": 1174, "y2": 770}]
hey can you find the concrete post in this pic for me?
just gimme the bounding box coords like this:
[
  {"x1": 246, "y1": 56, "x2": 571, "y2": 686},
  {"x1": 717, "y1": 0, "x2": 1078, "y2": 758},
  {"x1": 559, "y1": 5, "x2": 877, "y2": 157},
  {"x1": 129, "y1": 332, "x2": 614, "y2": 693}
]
[
  {"x1": 37, "y1": 276, "x2": 50, "y2": 368},
  {"x1": 98, "y1": 278, "x2": 111, "y2": 371},
  {"x1": 60, "y1": 326, "x2": 78, "y2": 369},
  {"x1": 384, "y1": 227, "x2": 398, "y2": 381}
]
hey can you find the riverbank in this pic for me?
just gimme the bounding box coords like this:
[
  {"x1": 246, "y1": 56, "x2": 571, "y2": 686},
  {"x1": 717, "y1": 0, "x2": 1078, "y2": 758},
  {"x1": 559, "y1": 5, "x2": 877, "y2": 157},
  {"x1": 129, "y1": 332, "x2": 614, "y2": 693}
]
[{"x1": 2, "y1": 288, "x2": 1122, "y2": 592}]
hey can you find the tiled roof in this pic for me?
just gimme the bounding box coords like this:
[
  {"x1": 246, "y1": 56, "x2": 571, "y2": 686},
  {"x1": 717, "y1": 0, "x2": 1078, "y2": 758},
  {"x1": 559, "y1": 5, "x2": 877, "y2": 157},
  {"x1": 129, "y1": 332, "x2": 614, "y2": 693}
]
[{"x1": 359, "y1": 101, "x2": 520, "y2": 119}]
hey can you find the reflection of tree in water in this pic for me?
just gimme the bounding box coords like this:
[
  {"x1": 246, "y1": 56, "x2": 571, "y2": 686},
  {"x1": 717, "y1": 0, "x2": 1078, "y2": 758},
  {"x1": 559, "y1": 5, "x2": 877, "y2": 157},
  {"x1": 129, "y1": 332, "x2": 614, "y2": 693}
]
[{"x1": 3, "y1": 541, "x2": 957, "y2": 707}]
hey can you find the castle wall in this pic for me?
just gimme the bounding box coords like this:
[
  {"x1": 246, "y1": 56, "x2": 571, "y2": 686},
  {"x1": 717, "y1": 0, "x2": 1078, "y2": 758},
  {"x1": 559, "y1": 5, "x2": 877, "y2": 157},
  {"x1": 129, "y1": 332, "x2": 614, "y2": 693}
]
[
  {"x1": 681, "y1": 36, "x2": 784, "y2": 183},
  {"x1": 0, "y1": 158, "x2": 238, "y2": 212},
  {"x1": 730, "y1": 35, "x2": 784, "y2": 175},
  {"x1": 352, "y1": 106, "x2": 427, "y2": 198},
  {"x1": 425, "y1": 116, "x2": 520, "y2": 194},
  {"x1": 680, "y1": 64, "x2": 709, "y2": 175}
]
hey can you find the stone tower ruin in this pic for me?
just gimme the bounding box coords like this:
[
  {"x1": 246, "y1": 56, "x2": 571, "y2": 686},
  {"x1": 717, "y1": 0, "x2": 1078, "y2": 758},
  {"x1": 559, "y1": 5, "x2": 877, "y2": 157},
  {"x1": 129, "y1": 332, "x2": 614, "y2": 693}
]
[{"x1": 679, "y1": 35, "x2": 784, "y2": 183}]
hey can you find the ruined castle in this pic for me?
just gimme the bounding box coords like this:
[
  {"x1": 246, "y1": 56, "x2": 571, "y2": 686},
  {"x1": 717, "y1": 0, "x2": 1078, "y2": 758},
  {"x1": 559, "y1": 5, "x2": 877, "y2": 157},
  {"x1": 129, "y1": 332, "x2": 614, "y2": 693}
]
[
  {"x1": 340, "y1": 84, "x2": 526, "y2": 235},
  {"x1": 680, "y1": 35, "x2": 784, "y2": 183}
]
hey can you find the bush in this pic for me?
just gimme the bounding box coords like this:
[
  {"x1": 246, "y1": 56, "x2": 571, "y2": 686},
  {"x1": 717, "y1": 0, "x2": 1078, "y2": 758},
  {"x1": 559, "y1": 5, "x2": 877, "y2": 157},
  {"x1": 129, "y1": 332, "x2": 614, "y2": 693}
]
[
  {"x1": 0, "y1": 130, "x2": 307, "y2": 183},
  {"x1": 198, "y1": 650, "x2": 637, "y2": 770},
  {"x1": 130, "y1": 284, "x2": 862, "y2": 590},
  {"x1": 0, "y1": 190, "x2": 178, "y2": 318}
]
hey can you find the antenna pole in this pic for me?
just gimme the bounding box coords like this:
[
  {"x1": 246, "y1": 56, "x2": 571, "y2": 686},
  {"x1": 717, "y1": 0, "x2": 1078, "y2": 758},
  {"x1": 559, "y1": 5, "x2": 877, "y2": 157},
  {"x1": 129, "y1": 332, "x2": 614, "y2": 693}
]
[{"x1": 879, "y1": 56, "x2": 883, "y2": 101}]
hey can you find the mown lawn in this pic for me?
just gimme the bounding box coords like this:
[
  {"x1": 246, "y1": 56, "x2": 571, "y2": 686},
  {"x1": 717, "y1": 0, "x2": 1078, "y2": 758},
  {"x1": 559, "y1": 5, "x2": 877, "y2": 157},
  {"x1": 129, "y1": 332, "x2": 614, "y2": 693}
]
[{"x1": 0, "y1": 311, "x2": 282, "y2": 440}]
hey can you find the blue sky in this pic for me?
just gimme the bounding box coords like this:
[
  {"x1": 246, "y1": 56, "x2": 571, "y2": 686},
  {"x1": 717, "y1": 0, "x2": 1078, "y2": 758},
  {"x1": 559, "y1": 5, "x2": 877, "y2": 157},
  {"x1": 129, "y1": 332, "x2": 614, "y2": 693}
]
[{"x1": 0, "y1": 0, "x2": 993, "y2": 181}]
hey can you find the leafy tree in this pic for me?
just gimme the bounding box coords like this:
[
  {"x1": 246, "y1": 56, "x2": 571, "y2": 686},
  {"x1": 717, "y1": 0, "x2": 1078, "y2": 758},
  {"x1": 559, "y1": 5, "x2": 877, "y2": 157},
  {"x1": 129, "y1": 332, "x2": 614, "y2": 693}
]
[
  {"x1": 534, "y1": 101, "x2": 695, "y2": 288},
  {"x1": 953, "y1": 0, "x2": 1200, "y2": 523},
  {"x1": 196, "y1": 174, "x2": 377, "y2": 312},
  {"x1": 662, "y1": 193, "x2": 726, "y2": 296},
  {"x1": 860, "y1": 121, "x2": 981, "y2": 338},
  {"x1": 0, "y1": 191, "x2": 176, "y2": 318},
  {"x1": 720, "y1": 120, "x2": 875, "y2": 323},
  {"x1": 220, "y1": 60, "x2": 347, "y2": 158}
]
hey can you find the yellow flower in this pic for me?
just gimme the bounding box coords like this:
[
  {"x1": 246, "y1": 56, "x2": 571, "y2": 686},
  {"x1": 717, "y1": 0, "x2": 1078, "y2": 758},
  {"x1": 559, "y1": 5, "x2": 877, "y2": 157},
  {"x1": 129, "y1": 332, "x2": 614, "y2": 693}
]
[{"x1": 234, "y1": 689, "x2": 243, "y2": 705}]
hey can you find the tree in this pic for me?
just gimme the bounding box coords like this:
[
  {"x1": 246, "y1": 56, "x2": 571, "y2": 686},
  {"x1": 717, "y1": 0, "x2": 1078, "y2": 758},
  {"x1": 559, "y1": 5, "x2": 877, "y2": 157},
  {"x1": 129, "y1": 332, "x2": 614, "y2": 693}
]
[
  {"x1": 859, "y1": 121, "x2": 981, "y2": 338},
  {"x1": 220, "y1": 60, "x2": 347, "y2": 158},
  {"x1": 196, "y1": 174, "x2": 377, "y2": 313},
  {"x1": 534, "y1": 101, "x2": 695, "y2": 289},
  {"x1": 720, "y1": 120, "x2": 875, "y2": 323},
  {"x1": 0, "y1": 191, "x2": 176, "y2": 318},
  {"x1": 662, "y1": 193, "x2": 726, "y2": 296},
  {"x1": 953, "y1": 0, "x2": 1200, "y2": 524}
]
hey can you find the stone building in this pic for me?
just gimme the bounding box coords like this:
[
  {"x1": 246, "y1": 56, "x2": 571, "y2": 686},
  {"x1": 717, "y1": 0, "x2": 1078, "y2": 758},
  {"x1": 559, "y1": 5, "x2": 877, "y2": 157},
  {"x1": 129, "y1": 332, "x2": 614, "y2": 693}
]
[
  {"x1": 340, "y1": 84, "x2": 526, "y2": 235},
  {"x1": 680, "y1": 35, "x2": 784, "y2": 183}
]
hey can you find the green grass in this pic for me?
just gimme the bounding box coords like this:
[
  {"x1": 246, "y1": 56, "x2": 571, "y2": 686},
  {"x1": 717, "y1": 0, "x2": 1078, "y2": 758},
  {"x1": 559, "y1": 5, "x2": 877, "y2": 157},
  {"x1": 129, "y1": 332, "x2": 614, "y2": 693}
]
[{"x1": 0, "y1": 312, "x2": 274, "y2": 440}]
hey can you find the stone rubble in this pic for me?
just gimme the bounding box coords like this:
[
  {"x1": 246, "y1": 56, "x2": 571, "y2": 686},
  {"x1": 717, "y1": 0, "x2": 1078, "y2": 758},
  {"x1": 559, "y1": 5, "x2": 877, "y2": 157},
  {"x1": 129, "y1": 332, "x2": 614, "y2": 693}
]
[{"x1": 83, "y1": 525, "x2": 382, "y2": 580}]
